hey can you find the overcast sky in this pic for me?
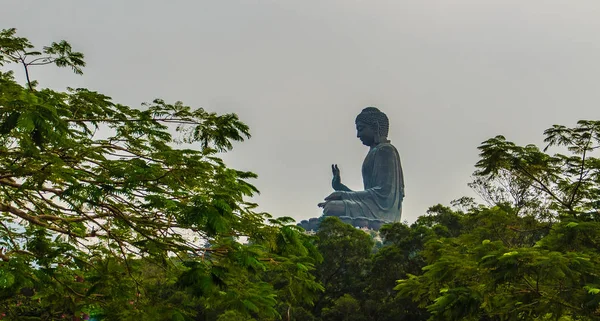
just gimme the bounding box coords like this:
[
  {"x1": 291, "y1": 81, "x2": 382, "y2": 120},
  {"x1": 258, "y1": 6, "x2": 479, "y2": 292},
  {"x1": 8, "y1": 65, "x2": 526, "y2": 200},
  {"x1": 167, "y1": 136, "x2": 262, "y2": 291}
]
[{"x1": 3, "y1": 0, "x2": 600, "y2": 223}]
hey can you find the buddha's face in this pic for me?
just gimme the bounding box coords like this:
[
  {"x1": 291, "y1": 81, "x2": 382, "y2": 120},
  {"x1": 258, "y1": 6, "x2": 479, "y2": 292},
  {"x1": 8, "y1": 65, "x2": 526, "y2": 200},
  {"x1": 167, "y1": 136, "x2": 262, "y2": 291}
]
[{"x1": 356, "y1": 121, "x2": 377, "y2": 146}]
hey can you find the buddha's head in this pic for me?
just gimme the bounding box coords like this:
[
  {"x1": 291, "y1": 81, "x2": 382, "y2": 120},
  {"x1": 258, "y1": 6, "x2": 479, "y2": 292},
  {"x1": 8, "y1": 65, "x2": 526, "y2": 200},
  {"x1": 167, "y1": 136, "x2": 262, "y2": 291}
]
[{"x1": 355, "y1": 107, "x2": 389, "y2": 147}]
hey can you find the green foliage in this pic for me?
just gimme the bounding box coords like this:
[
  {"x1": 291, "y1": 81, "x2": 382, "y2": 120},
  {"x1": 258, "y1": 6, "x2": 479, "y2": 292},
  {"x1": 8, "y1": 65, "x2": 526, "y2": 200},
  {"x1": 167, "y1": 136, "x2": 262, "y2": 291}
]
[
  {"x1": 321, "y1": 294, "x2": 364, "y2": 321},
  {"x1": 0, "y1": 28, "x2": 322, "y2": 320},
  {"x1": 395, "y1": 121, "x2": 600, "y2": 321},
  {"x1": 312, "y1": 217, "x2": 373, "y2": 315}
]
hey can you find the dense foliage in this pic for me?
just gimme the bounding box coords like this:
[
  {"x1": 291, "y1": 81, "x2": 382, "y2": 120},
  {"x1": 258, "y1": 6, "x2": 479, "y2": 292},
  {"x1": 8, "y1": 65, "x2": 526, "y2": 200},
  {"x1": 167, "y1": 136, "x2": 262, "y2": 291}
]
[
  {"x1": 2, "y1": 29, "x2": 600, "y2": 320},
  {"x1": 0, "y1": 29, "x2": 322, "y2": 320},
  {"x1": 395, "y1": 122, "x2": 600, "y2": 321}
]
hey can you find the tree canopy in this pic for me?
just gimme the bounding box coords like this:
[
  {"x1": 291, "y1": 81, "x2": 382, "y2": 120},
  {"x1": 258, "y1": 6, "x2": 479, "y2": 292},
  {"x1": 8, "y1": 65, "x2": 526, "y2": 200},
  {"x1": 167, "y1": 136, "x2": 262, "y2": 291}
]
[{"x1": 0, "y1": 28, "x2": 322, "y2": 320}]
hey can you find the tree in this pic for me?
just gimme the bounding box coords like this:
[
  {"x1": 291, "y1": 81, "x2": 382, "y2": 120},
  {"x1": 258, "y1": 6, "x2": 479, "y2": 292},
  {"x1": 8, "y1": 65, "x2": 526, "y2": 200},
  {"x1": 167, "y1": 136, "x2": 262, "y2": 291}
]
[
  {"x1": 311, "y1": 217, "x2": 373, "y2": 318},
  {"x1": 361, "y1": 221, "x2": 433, "y2": 321},
  {"x1": 0, "y1": 28, "x2": 321, "y2": 320},
  {"x1": 320, "y1": 294, "x2": 364, "y2": 321},
  {"x1": 395, "y1": 121, "x2": 600, "y2": 320}
]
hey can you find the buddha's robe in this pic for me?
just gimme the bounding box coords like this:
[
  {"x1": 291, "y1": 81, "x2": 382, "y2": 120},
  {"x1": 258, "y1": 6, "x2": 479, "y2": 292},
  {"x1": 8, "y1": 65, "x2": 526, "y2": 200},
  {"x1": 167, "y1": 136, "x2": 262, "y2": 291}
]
[{"x1": 340, "y1": 142, "x2": 404, "y2": 222}]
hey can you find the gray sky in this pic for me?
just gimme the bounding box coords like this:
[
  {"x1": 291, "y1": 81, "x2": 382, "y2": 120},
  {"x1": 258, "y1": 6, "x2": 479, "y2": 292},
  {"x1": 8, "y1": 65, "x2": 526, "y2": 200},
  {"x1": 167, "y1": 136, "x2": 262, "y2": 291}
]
[{"x1": 3, "y1": 0, "x2": 600, "y2": 223}]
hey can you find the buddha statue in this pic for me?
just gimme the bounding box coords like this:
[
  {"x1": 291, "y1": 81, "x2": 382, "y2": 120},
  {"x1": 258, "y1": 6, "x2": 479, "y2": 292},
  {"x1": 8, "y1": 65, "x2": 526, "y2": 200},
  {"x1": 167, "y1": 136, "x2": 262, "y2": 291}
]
[{"x1": 317, "y1": 107, "x2": 405, "y2": 229}]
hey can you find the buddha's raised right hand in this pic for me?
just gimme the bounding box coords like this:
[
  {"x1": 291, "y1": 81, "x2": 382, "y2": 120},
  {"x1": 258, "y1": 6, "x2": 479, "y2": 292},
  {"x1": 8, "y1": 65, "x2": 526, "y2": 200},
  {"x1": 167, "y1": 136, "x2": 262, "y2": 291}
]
[
  {"x1": 331, "y1": 164, "x2": 352, "y2": 192},
  {"x1": 331, "y1": 164, "x2": 342, "y2": 190}
]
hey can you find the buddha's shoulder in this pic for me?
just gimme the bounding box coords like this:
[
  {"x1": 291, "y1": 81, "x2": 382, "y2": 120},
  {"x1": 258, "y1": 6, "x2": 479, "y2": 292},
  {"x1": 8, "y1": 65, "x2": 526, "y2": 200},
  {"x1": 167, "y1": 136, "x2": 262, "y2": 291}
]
[
  {"x1": 375, "y1": 142, "x2": 398, "y2": 152},
  {"x1": 373, "y1": 143, "x2": 399, "y2": 156}
]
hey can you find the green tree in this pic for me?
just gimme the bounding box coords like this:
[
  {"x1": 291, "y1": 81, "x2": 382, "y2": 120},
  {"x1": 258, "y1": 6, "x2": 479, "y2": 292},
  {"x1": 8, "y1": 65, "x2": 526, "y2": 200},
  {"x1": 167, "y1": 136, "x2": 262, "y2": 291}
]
[
  {"x1": 396, "y1": 121, "x2": 600, "y2": 320},
  {"x1": 320, "y1": 294, "x2": 364, "y2": 321},
  {"x1": 361, "y1": 221, "x2": 433, "y2": 321},
  {"x1": 0, "y1": 28, "x2": 321, "y2": 320},
  {"x1": 258, "y1": 219, "x2": 324, "y2": 321},
  {"x1": 311, "y1": 217, "x2": 373, "y2": 318}
]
